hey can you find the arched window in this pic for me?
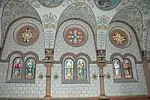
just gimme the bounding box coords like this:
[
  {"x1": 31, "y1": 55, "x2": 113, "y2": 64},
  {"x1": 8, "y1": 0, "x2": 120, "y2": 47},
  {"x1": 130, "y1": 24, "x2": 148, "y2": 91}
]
[
  {"x1": 7, "y1": 54, "x2": 37, "y2": 83},
  {"x1": 64, "y1": 58, "x2": 74, "y2": 80},
  {"x1": 11, "y1": 57, "x2": 23, "y2": 79},
  {"x1": 62, "y1": 55, "x2": 89, "y2": 84},
  {"x1": 25, "y1": 57, "x2": 36, "y2": 79},
  {"x1": 111, "y1": 54, "x2": 138, "y2": 83},
  {"x1": 122, "y1": 59, "x2": 133, "y2": 79},
  {"x1": 77, "y1": 59, "x2": 87, "y2": 80},
  {"x1": 113, "y1": 58, "x2": 122, "y2": 79}
]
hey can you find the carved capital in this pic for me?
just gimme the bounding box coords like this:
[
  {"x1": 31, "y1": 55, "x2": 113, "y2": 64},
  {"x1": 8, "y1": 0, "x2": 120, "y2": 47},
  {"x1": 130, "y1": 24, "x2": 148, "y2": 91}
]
[
  {"x1": 44, "y1": 49, "x2": 54, "y2": 63},
  {"x1": 97, "y1": 49, "x2": 106, "y2": 68},
  {"x1": 97, "y1": 49, "x2": 106, "y2": 57},
  {"x1": 97, "y1": 62, "x2": 106, "y2": 68}
]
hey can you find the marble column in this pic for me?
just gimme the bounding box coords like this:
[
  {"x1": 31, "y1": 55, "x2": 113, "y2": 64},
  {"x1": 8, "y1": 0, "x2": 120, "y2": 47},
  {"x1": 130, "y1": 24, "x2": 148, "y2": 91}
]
[{"x1": 44, "y1": 49, "x2": 54, "y2": 100}]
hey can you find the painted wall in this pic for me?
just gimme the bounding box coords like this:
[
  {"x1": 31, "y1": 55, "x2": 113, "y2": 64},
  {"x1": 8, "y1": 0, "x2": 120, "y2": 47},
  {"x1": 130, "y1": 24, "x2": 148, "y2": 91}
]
[{"x1": 0, "y1": 0, "x2": 149, "y2": 99}]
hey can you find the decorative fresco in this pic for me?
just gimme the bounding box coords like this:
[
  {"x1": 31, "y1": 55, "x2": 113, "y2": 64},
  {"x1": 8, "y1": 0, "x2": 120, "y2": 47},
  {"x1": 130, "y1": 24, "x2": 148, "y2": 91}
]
[
  {"x1": 117, "y1": 0, "x2": 150, "y2": 15},
  {"x1": 94, "y1": 0, "x2": 121, "y2": 11},
  {"x1": 109, "y1": 27, "x2": 130, "y2": 49},
  {"x1": 63, "y1": 25, "x2": 88, "y2": 47},
  {"x1": 62, "y1": 0, "x2": 94, "y2": 8},
  {"x1": 43, "y1": 13, "x2": 57, "y2": 31},
  {"x1": 38, "y1": 0, "x2": 63, "y2": 8},
  {"x1": 96, "y1": 14, "x2": 111, "y2": 31},
  {"x1": 26, "y1": 0, "x2": 41, "y2": 8},
  {"x1": 43, "y1": 12, "x2": 57, "y2": 48},
  {"x1": 14, "y1": 25, "x2": 39, "y2": 46},
  {"x1": 96, "y1": 15, "x2": 111, "y2": 49}
]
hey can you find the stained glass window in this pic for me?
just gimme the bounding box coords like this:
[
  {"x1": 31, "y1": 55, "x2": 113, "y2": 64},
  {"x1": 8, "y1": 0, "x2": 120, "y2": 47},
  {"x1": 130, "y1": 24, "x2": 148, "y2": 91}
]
[
  {"x1": 64, "y1": 59, "x2": 74, "y2": 80},
  {"x1": 11, "y1": 56, "x2": 36, "y2": 81},
  {"x1": 122, "y1": 59, "x2": 133, "y2": 79},
  {"x1": 11, "y1": 57, "x2": 22, "y2": 78},
  {"x1": 62, "y1": 56, "x2": 89, "y2": 84},
  {"x1": 25, "y1": 58, "x2": 36, "y2": 79},
  {"x1": 77, "y1": 59, "x2": 87, "y2": 80},
  {"x1": 113, "y1": 58, "x2": 121, "y2": 79}
]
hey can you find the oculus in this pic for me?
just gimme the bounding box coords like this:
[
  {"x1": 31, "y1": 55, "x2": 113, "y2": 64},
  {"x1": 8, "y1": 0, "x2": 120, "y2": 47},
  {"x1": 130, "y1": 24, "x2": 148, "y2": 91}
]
[
  {"x1": 94, "y1": 0, "x2": 121, "y2": 11},
  {"x1": 63, "y1": 25, "x2": 88, "y2": 47},
  {"x1": 38, "y1": 0, "x2": 63, "y2": 8},
  {"x1": 109, "y1": 27, "x2": 131, "y2": 48},
  {"x1": 14, "y1": 24, "x2": 39, "y2": 46}
]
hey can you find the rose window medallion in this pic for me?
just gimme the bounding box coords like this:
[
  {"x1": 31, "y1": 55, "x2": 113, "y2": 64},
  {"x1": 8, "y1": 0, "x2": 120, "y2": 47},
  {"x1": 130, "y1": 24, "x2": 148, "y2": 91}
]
[
  {"x1": 109, "y1": 27, "x2": 131, "y2": 49},
  {"x1": 14, "y1": 24, "x2": 39, "y2": 46},
  {"x1": 64, "y1": 25, "x2": 88, "y2": 47},
  {"x1": 21, "y1": 28, "x2": 33, "y2": 42}
]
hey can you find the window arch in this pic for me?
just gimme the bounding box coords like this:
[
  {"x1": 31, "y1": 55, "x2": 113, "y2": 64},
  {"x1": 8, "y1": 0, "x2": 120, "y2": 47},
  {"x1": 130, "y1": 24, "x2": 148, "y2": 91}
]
[{"x1": 61, "y1": 54, "x2": 90, "y2": 84}]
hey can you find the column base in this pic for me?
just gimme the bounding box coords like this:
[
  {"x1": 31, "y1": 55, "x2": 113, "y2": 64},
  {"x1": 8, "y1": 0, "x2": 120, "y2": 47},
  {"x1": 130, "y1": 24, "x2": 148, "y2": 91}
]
[
  {"x1": 98, "y1": 94, "x2": 109, "y2": 100},
  {"x1": 44, "y1": 95, "x2": 52, "y2": 100}
]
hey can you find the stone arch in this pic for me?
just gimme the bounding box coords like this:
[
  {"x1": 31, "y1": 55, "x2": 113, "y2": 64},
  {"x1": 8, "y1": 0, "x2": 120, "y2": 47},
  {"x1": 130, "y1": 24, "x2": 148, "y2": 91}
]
[
  {"x1": 110, "y1": 5, "x2": 143, "y2": 52},
  {"x1": 56, "y1": 2, "x2": 97, "y2": 49},
  {"x1": 1, "y1": 0, "x2": 42, "y2": 50}
]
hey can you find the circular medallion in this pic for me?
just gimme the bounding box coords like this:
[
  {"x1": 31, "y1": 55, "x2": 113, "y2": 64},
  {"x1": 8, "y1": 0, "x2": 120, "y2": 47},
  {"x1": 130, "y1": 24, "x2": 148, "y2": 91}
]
[
  {"x1": 63, "y1": 25, "x2": 88, "y2": 47},
  {"x1": 94, "y1": 0, "x2": 121, "y2": 11},
  {"x1": 109, "y1": 27, "x2": 131, "y2": 49},
  {"x1": 14, "y1": 23, "x2": 39, "y2": 46},
  {"x1": 38, "y1": 0, "x2": 63, "y2": 8}
]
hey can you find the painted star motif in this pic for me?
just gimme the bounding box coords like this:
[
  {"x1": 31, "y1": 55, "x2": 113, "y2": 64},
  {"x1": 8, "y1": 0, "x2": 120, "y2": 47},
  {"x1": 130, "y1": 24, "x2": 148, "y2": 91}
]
[{"x1": 112, "y1": 32, "x2": 125, "y2": 44}]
